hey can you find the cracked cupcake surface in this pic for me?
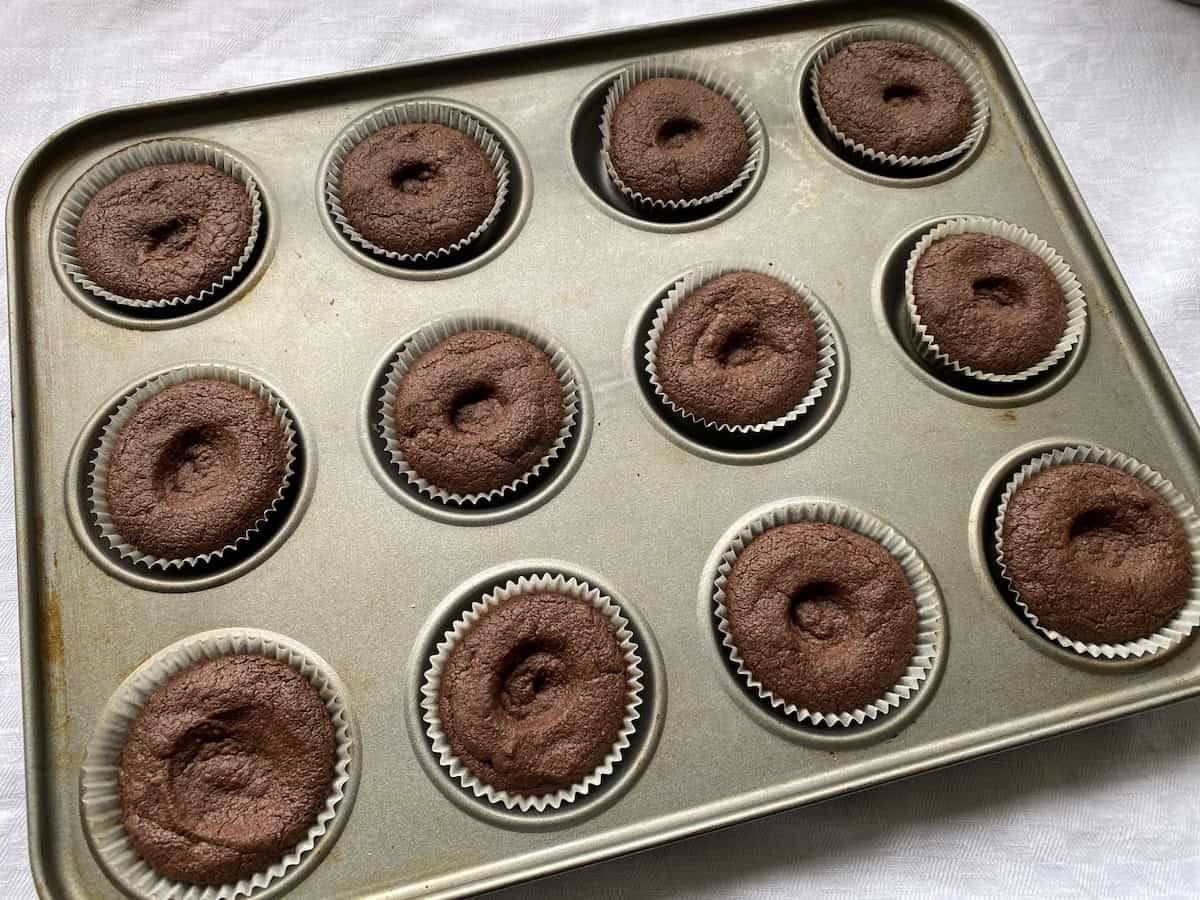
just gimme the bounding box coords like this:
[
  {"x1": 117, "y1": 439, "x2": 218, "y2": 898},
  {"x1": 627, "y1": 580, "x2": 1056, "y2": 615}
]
[
  {"x1": 817, "y1": 39, "x2": 972, "y2": 158},
  {"x1": 911, "y1": 232, "x2": 1067, "y2": 375},
  {"x1": 1001, "y1": 462, "x2": 1191, "y2": 644},
  {"x1": 117, "y1": 655, "x2": 335, "y2": 885},
  {"x1": 724, "y1": 522, "x2": 917, "y2": 713},
  {"x1": 103, "y1": 378, "x2": 289, "y2": 560},
  {"x1": 338, "y1": 122, "x2": 497, "y2": 255},
  {"x1": 391, "y1": 330, "x2": 564, "y2": 495},
  {"x1": 437, "y1": 591, "x2": 628, "y2": 795},
  {"x1": 608, "y1": 76, "x2": 748, "y2": 202},
  {"x1": 76, "y1": 162, "x2": 253, "y2": 301},
  {"x1": 654, "y1": 271, "x2": 817, "y2": 426}
]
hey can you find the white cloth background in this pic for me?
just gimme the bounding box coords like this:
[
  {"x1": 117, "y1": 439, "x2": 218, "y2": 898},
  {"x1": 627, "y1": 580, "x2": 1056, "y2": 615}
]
[{"x1": 1, "y1": 1, "x2": 1198, "y2": 897}]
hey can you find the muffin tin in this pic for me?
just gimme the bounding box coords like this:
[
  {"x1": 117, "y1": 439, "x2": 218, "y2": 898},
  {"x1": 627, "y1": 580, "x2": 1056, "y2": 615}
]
[{"x1": 10, "y1": 1, "x2": 1200, "y2": 898}]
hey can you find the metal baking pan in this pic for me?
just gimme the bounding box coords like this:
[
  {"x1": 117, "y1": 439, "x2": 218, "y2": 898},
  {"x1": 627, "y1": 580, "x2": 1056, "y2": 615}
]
[{"x1": 10, "y1": 0, "x2": 1200, "y2": 897}]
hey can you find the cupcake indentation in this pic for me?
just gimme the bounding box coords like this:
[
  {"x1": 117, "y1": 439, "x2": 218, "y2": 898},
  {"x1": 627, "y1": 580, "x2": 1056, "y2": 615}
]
[
  {"x1": 609, "y1": 76, "x2": 748, "y2": 202},
  {"x1": 912, "y1": 232, "x2": 1067, "y2": 375},
  {"x1": 1001, "y1": 462, "x2": 1191, "y2": 644},
  {"x1": 118, "y1": 654, "x2": 336, "y2": 885},
  {"x1": 77, "y1": 162, "x2": 253, "y2": 301},
  {"x1": 438, "y1": 591, "x2": 628, "y2": 795},
  {"x1": 339, "y1": 122, "x2": 497, "y2": 256},
  {"x1": 724, "y1": 522, "x2": 917, "y2": 714},
  {"x1": 393, "y1": 329, "x2": 564, "y2": 496},
  {"x1": 105, "y1": 378, "x2": 288, "y2": 561}
]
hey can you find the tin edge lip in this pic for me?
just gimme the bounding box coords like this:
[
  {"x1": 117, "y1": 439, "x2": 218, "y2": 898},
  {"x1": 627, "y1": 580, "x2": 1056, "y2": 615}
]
[{"x1": 403, "y1": 559, "x2": 667, "y2": 831}]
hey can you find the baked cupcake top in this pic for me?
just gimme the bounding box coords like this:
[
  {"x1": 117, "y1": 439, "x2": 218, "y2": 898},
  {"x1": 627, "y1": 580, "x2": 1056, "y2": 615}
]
[
  {"x1": 437, "y1": 591, "x2": 629, "y2": 794},
  {"x1": 608, "y1": 76, "x2": 749, "y2": 202},
  {"x1": 1001, "y1": 462, "x2": 1191, "y2": 644},
  {"x1": 338, "y1": 122, "x2": 497, "y2": 256},
  {"x1": 117, "y1": 655, "x2": 336, "y2": 885},
  {"x1": 392, "y1": 330, "x2": 564, "y2": 496},
  {"x1": 104, "y1": 379, "x2": 289, "y2": 560},
  {"x1": 654, "y1": 272, "x2": 818, "y2": 426},
  {"x1": 76, "y1": 162, "x2": 253, "y2": 301},
  {"x1": 912, "y1": 232, "x2": 1067, "y2": 374},
  {"x1": 817, "y1": 40, "x2": 972, "y2": 158},
  {"x1": 724, "y1": 522, "x2": 917, "y2": 713}
]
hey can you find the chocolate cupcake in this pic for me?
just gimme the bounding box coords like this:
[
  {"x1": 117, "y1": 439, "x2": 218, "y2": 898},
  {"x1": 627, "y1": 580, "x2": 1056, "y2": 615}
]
[
  {"x1": 645, "y1": 264, "x2": 836, "y2": 431},
  {"x1": 905, "y1": 217, "x2": 1086, "y2": 381},
  {"x1": 714, "y1": 501, "x2": 941, "y2": 727},
  {"x1": 380, "y1": 315, "x2": 579, "y2": 504},
  {"x1": 118, "y1": 655, "x2": 335, "y2": 884},
  {"x1": 601, "y1": 58, "x2": 763, "y2": 208},
  {"x1": 81, "y1": 629, "x2": 356, "y2": 898},
  {"x1": 55, "y1": 140, "x2": 262, "y2": 308},
  {"x1": 89, "y1": 364, "x2": 297, "y2": 569},
  {"x1": 325, "y1": 100, "x2": 509, "y2": 263},
  {"x1": 809, "y1": 25, "x2": 988, "y2": 169},
  {"x1": 995, "y1": 446, "x2": 1200, "y2": 658},
  {"x1": 422, "y1": 573, "x2": 642, "y2": 810}
]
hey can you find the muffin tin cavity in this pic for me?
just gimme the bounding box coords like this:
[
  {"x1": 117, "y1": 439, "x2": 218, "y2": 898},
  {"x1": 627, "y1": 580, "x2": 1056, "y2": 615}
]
[
  {"x1": 361, "y1": 314, "x2": 592, "y2": 525},
  {"x1": 797, "y1": 25, "x2": 989, "y2": 185},
  {"x1": 320, "y1": 98, "x2": 531, "y2": 279},
  {"x1": 974, "y1": 440, "x2": 1200, "y2": 669},
  {"x1": 629, "y1": 265, "x2": 846, "y2": 464},
  {"x1": 875, "y1": 216, "x2": 1087, "y2": 406},
  {"x1": 569, "y1": 64, "x2": 768, "y2": 232},
  {"x1": 700, "y1": 499, "x2": 946, "y2": 747},
  {"x1": 51, "y1": 139, "x2": 274, "y2": 331},
  {"x1": 67, "y1": 365, "x2": 314, "y2": 593},
  {"x1": 405, "y1": 561, "x2": 665, "y2": 830}
]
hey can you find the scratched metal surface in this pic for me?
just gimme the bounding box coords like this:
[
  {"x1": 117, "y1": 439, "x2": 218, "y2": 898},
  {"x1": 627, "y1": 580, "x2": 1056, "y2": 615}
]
[{"x1": 8, "y1": 1, "x2": 1200, "y2": 897}]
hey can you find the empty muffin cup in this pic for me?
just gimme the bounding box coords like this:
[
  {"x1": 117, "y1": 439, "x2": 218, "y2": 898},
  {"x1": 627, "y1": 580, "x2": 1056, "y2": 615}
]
[
  {"x1": 421, "y1": 572, "x2": 644, "y2": 812},
  {"x1": 903, "y1": 216, "x2": 1087, "y2": 382},
  {"x1": 53, "y1": 139, "x2": 263, "y2": 309},
  {"x1": 599, "y1": 56, "x2": 764, "y2": 210},
  {"x1": 88, "y1": 363, "x2": 298, "y2": 571},
  {"x1": 808, "y1": 23, "x2": 990, "y2": 170},
  {"x1": 378, "y1": 312, "x2": 581, "y2": 505},
  {"x1": 713, "y1": 499, "x2": 942, "y2": 727},
  {"x1": 994, "y1": 444, "x2": 1200, "y2": 659},
  {"x1": 644, "y1": 261, "x2": 837, "y2": 432},
  {"x1": 324, "y1": 99, "x2": 510, "y2": 264},
  {"x1": 79, "y1": 627, "x2": 356, "y2": 900}
]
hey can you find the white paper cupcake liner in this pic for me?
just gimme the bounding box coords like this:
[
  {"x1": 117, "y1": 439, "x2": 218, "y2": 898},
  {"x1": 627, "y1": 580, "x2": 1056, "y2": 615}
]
[
  {"x1": 994, "y1": 444, "x2": 1200, "y2": 659},
  {"x1": 80, "y1": 628, "x2": 356, "y2": 900},
  {"x1": 809, "y1": 23, "x2": 990, "y2": 169},
  {"x1": 54, "y1": 139, "x2": 263, "y2": 308},
  {"x1": 420, "y1": 572, "x2": 643, "y2": 812},
  {"x1": 324, "y1": 99, "x2": 510, "y2": 263},
  {"x1": 599, "y1": 56, "x2": 765, "y2": 210},
  {"x1": 713, "y1": 499, "x2": 942, "y2": 727},
  {"x1": 643, "y1": 261, "x2": 838, "y2": 432},
  {"x1": 88, "y1": 363, "x2": 298, "y2": 570},
  {"x1": 903, "y1": 216, "x2": 1087, "y2": 382},
  {"x1": 378, "y1": 312, "x2": 580, "y2": 505}
]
